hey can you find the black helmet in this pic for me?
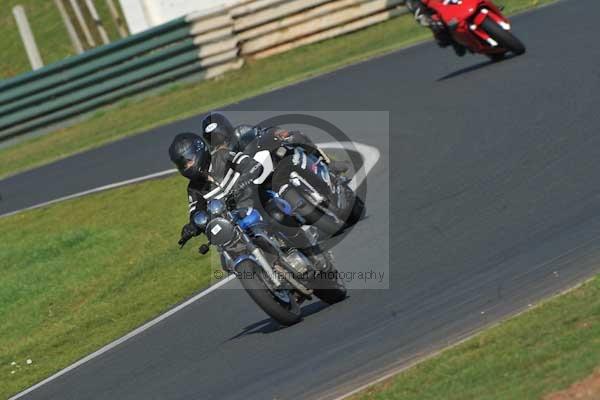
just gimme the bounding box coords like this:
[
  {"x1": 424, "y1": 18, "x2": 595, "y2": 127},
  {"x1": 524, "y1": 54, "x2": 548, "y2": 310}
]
[
  {"x1": 233, "y1": 124, "x2": 260, "y2": 152},
  {"x1": 201, "y1": 112, "x2": 235, "y2": 149},
  {"x1": 169, "y1": 132, "x2": 211, "y2": 181}
]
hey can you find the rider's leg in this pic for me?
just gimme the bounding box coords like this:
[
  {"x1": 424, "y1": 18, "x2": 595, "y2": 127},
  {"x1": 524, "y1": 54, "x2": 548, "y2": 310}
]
[
  {"x1": 432, "y1": 20, "x2": 466, "y2": 56},
  {"x1": 271, "y1": 155, "x2": 331, "y2": 197},
  {"x1": 406, "y1": 0, "x2": 465, "y2": 56}
]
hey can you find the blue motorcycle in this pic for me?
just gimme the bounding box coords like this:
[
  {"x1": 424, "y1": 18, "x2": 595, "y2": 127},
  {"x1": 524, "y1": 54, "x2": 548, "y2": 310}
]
[{"x1": 193, "y1": 194, "x2": 347, "y2": 326}]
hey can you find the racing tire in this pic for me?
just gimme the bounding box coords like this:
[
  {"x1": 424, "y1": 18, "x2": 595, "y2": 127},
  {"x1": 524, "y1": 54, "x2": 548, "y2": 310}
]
[
  {"x1": 237, "y1": 260, "x2": 302, "y2": 326},
  {"x1": 344, "y1": 195, "x2": 366, "y2": 227},
  {"x1": 481, "y1": 18, "x2": 525, "y2": 55}
]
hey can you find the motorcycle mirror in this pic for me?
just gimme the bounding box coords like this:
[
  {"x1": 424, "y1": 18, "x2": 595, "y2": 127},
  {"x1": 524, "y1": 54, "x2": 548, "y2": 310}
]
[
  {"x1": 198, "y1": 244, "x2": 210, "y2": 255},
  {"x1": 207, "y1": 199, "x2": 226, "y2": 216}
]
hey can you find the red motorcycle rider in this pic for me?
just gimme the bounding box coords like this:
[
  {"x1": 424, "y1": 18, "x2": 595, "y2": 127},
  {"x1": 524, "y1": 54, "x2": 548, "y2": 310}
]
[{"x1": 406, "y1": 0, "x2": 525, "y2": 59}]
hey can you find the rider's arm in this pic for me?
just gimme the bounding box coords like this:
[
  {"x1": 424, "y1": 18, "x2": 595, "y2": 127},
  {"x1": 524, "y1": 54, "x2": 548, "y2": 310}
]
[
  {"x1": 229, "y1": 152, "x2": 263, "y2": 184},
  {"x1": 187, "y1": 182, "x2": 209, "y2": 219},
  {"x1": 179, "y1": 184, "x2": 207, "y2": 247},
  {"x1": 220, "y1": 152, "x2": 264, "y2": 208}
]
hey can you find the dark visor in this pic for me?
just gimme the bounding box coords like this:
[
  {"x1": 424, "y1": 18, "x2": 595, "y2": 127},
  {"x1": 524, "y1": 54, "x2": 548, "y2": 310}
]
[{"x1": 175, "y1": 146, "x2": 198, "y2": 171}]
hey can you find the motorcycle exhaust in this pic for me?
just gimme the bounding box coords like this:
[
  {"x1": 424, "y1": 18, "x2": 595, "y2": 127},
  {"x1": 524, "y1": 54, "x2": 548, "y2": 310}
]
[{"x1": 273, "y1": 264, "x2": 313, "y2": 298}]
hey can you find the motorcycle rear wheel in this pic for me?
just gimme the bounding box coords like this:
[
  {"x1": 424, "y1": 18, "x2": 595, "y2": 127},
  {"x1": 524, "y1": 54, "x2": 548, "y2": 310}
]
[
  {"x1": 481, "y1": 18, "x2": 526, "y2": 55},
  {"x1": 237, "y1": 260, "x2": 302, "y2": 326},
  {"x1": 344, "y1": 193, "x2": 366, "y2": 227}
]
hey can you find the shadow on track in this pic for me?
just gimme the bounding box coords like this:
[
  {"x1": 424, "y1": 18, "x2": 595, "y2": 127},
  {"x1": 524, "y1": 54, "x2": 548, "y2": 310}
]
[
  {"x1": 226, "y1": 301, "x2": 331, "y2": 341},
  {"x1": 437, "y1": 60, "x2": 494, "y2": 81},
  {"x1": 437, "y1": 54, "x2": 518, "y2": 81}
]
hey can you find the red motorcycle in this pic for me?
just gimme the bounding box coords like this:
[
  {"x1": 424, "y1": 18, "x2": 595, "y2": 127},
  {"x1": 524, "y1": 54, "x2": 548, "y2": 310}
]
[{"x1": 414, "y1": 0, "x2": 525, "y2": 60}]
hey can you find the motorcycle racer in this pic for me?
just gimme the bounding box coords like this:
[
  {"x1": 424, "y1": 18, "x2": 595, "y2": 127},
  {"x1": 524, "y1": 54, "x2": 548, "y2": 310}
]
[
  {"x1": 168, "y1": 132, "x2": 336, "y2": 275},
  {"x1": 200, "y1": 112, "x2": 332, "y2": 164},
  {"x1": 200, "y1": 112, "x2": 349, "y2": 192},
  {"x1": 168, "y1": 132, "x2": 263, "y2": 247}
]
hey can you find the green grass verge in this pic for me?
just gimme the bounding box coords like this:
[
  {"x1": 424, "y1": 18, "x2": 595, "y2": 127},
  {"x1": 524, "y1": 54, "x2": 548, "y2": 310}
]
[
  {"x1": 0, "y1": 175, "x2": 219, "y2": 399},
  {"x1": 0, "y1": 0, "x2": 551, "y2": 180},
  {"x1": 1, "y1": 0, "x2": 125, "y2": 80},
  {"x1": 351, "y1": 277, "x2": 600, "y2": 400}
]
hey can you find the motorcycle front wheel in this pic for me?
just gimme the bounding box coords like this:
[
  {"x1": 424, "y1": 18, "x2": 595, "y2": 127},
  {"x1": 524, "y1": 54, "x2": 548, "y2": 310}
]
[
  {"x1": 481, "y1": 18, "x2": 526, "y2": 55},
  {"x1": 343, "y1": 190, "x2": 366, "y2": 227},
  {"x1": 237, "y1": 260, "x2": 302, "y2": 326}
]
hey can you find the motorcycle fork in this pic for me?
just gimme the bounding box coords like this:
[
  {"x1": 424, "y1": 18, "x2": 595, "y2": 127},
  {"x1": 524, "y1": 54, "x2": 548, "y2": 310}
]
[
  {"x1": 252, "y1": 230, "x2": 314, "y2": 298},
  {"x1": 237, "y1": 228, "x2": 283, "y2": 287},
  {"x1": 469, "y1": 8, "x2": 511, "y2": 47}
]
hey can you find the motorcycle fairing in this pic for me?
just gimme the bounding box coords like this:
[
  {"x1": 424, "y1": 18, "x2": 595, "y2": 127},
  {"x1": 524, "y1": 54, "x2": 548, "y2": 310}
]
[{"x1": 425, "y1": 0, "x2": 513, "y2": 53}]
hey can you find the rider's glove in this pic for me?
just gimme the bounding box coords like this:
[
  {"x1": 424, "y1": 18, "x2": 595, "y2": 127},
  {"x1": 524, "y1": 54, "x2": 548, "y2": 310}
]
[
  {"x1": 227, "y1": 178, "x2": 254, "y2": 208},
  {"x1": 178, "y1": 223, "x2": 200, "y2": 248}
]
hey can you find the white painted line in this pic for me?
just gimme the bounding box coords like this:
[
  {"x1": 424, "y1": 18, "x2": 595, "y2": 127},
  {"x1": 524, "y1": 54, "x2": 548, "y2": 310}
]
[
  {"x1": 8, "y1": 274, "x2": 236, "y2": 400},
  {"x1": 330, "y1": 277, "x2": 594, "y2": 400},
  {"x1": 0, "y1": 169, "x2": 178, "y2": 218},
  {"x1": 8, "y1": 141, "x2": 381, "y2": 400},
  {"x1": 319, "y1": 141, "x2": 381, "y2": 191}
]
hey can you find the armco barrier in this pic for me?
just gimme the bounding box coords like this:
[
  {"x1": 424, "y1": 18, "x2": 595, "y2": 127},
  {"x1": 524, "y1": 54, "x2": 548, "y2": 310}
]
[
  {"x1": 252, "y1": 6, "x2": 407, "y2": 59},
  {"x1": 239, "y1": 0, "x2": 406, "y2": 56},
  {"x1": 0, "y1": 0, "x2": 408, "y2": 141},
  {"x1": 0, "y1": 13, "x2": 241, "y2": 140}
]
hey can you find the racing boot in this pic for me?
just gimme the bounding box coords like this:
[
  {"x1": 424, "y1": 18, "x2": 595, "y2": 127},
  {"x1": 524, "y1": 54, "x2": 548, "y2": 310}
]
[
  {"x1": 431, "y1": 22, "x2": 453, "y2": 48},
  {"x1": 452, "y1": 42, "x2": 467, "y2": 57}
]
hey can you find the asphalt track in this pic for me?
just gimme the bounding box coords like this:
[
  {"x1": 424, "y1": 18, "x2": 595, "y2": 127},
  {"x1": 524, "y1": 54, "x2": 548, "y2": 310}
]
[{"x1": 4, "y1": 0, "x2": 600, "y2": 398}]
